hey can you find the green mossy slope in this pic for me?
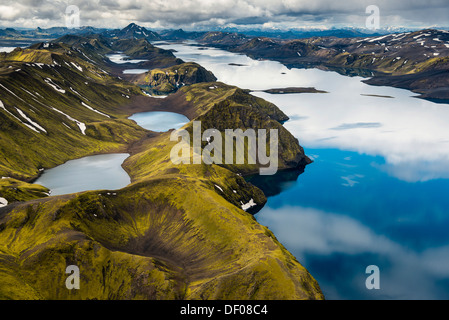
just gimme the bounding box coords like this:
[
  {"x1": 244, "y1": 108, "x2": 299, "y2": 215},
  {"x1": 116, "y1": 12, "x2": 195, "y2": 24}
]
[
  {"x1": 0, "y1": 175, "x2": 323, "y2": 299},
  {"x1": 0, "y1": 45, "x2": 147, "y2": 181},
  {"x1": 0, "y1": 178, "x2": 49, "y2": 203},
  {"x1": 0, "y1": 38, "x2": 323, "y2": 300}
]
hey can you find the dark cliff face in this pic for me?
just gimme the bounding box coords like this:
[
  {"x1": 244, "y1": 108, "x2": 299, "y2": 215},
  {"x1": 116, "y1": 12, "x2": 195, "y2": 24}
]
[
  {"x1": 137, "y1": 81, "x2": 310, "y2": 175},
  {"x1": 192, "y1": 98, "x2": 310, "y2": 175}
]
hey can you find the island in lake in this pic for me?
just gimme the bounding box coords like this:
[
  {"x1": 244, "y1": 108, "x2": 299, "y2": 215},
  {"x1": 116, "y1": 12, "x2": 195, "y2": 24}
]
[{"x1": 254, "y1": 87, "x2": 328, "y2": 94}]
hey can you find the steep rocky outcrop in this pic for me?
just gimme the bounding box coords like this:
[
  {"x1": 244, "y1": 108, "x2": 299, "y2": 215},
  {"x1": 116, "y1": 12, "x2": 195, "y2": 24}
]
[{"x1": 133, "y1": 62, "x2": 217, "y2": 93}]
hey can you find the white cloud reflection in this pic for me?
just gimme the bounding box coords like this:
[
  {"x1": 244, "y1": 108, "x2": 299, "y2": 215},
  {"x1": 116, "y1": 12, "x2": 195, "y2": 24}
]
[
  {"x1": 257, "y1": 205, "x2": 449, "y2": 299},
  {"x1": 159, "y1": 40, "x2": 449, "y2": 299}
]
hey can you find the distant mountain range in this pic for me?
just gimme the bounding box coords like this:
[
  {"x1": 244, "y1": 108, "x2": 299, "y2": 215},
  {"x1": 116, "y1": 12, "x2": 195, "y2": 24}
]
[
  {"x1": 0, "y1": 26, "x2": 108, "y2": 39},
  {"x1": 191, "y1": 29, "x2": 449, "y2": 100},
  {"x1": 103, "y1": 23, "x2": 161, "y2": 41},
  {"x1": 0, "y1": 24, "x2": 161, "y2": 41},
  {"x1": 1, "y1": 23, "x2": 449, "y2": 100},
  {"x1": 2, "y1": 23, "x2": 443, "y2": 41}
]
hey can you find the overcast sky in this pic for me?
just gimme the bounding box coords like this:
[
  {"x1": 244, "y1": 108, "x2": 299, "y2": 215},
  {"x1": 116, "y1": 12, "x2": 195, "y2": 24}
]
[{"x1": 0, "y1": 0, "x2": 448, "y2": 30}]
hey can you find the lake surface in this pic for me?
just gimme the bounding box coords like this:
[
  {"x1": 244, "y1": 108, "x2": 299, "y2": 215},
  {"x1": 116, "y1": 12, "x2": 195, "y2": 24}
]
[
  {"x1": 0, "y1": 47, "x2": 16, "y2": 53},
  {"x1": 155, "y1": 41, "x2": 449, "y2": 299},
  {"x1": 33, "y1": 110, "x2": 189, "y2": 196},
  {"x1": 122, "y1": 69, "x2": 149, "y2": 74},
  {"x1": 34, "y1": 153, "x2": 130, "y2": 196},
  {"x1": 106, "y1": 52, "x2": 148, "y2": 64},
  {"x1": 129, "y1": 111, "x2": 189, "y2": 132},
  {"x1": 106, "y1": 52, "x2": 149, "y2": 74}
]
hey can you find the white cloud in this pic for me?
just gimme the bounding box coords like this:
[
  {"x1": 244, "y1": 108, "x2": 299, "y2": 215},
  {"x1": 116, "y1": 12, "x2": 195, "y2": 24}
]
[
  {"x1": 0, "y1": 4, "x2": 25, "y2": 20},
  {"x1": 0, "y1": 0, "x2": 447, "y2": 29}
]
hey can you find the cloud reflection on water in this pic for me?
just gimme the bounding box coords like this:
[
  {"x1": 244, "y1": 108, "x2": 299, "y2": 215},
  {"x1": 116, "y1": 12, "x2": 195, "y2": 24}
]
[
  {"x1": 257, "y1": 205, "x2": 449, "y2": 299},
  {"x1": 156, "y1": 41, "x2": 449, "y2": 183}
]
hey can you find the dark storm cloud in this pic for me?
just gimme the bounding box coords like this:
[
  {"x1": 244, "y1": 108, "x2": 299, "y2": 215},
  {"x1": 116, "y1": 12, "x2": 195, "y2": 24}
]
[{"x1": 231, "y1": 16, "x2": 272, "y2": 25}]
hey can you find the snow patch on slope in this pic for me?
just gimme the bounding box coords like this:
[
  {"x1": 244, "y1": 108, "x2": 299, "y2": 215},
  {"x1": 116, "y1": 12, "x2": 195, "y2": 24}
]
[
  {"x1": 81, "y1": 102, "x2": 110, "y2": 118},
  {"x1": 44, "y1": 78, "x2": 66, "y2": 94},
  {"x1": 0, "y1": 197, "x2": 8, "y2": 208},
  {"x1": 15, "y1": 108, "x2": 47, "y2": 133}
]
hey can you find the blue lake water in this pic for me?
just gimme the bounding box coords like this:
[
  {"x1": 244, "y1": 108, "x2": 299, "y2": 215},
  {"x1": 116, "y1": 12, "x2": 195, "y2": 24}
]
[
  {"x1": 155, "y1": 41, "x2": 449, "y2": 299},
  {"x1": 253, "y1": 148, "x2": 449, "y2": 299}
]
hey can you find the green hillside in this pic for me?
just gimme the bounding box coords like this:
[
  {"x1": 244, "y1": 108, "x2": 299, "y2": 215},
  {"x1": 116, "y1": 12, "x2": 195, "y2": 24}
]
[
  {"x1": 0, "y1": 36, "x2": 323, "y2": 300},
  {"x1": 0, "y1": 44, "x2": 147, "y2": 181}
]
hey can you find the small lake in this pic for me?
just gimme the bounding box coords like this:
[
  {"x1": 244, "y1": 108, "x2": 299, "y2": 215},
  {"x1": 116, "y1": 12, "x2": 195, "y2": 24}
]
[
  {"x1": 106, "y1": 52, "x2": 148, "y2": 64},
  {"x1": 122, "y1": 69, "x2": 149, "y2": 74},
  {"x1": 106, "y1": 52, "x2": 149, "y2": 74},
  {"x1": 34, "y1": 153, "x2": 130, "y2": 196},
  {"x1": 156, "y1": 41, "x2": 449, "y2": 299},
  {"x1": 129, "y1": 111, "x2": 189, "y2": 132},
  {"x1": 33, "y1": 110, "x2": 189, "y2": 196}
]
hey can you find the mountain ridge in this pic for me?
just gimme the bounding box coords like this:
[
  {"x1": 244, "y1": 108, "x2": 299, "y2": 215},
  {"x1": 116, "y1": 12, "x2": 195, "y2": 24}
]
[
  {"x1": 191, "y1": 29, "x2": 449, "y2": 100},
  {"x1": 0, "y1": 29, "x2": 322, "y2": 300}
]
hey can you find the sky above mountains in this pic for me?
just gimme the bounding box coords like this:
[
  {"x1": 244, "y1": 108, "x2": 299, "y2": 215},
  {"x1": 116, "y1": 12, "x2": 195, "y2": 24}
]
[{"x1": 0, "y1": 0, "x2": 448, "y2": 31}]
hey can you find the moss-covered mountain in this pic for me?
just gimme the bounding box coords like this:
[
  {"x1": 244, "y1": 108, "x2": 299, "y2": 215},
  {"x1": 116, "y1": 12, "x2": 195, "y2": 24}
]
[
  {"x1": 0, "y1": 178, "x2": 49, "y2": 204},
  {"x1": 0, "y1": 96, "x2": 322, "y2": 299},
  {"x1": 0, "y1": 42, "x2": 148, "y2": 182},
  {"x1": 0, "y1": 34, "x2": 323, "y2": 300},
  {"x1": 0, "y1": 34, "x2": 200, "y2": 183},
  {"x1": 53, "y1": 35, "x2": 182, "y2": 72},
  {"x1": 0, "y1": 168, "x2": 322, "y2": 299},
  {"x1": 132, "y1": 62, "x2": 217, "y2": 93}
]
